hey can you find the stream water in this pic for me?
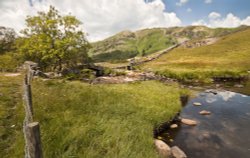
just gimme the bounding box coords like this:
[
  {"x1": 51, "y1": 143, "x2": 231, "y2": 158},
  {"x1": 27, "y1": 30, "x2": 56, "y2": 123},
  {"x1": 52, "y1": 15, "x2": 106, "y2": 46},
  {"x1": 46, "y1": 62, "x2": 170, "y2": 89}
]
[{"x1": 162, "y1": 90, "x2": 250, "y2": 158}]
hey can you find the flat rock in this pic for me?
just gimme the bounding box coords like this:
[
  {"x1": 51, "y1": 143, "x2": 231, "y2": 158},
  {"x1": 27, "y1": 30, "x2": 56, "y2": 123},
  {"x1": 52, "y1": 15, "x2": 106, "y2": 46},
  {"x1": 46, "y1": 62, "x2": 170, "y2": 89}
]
[
  {"x1": 171, "y1": 146, "x2": 187, "y2": 158},
  {"x1": 154, "y1": 139, "x2": 172, "y2": 158},
  {"x1": 234, "y1": 84, "x2": 244, "y2": 88},
  {"x1": 170, "y1": 124, "x2": 178, "y2": 129},
  {"x1": 199, "y1": 110, "x2": 211, "y2": 115},
  {"x1": 205, "y1": 89, "x2": 218, "y2": 95},
  {"x1": 3, "y1": 73, "x2": 21, "y2": 77},
  {"x1": 193, "y1": 102, "x2": 202, "y2": 106},
  {"x1": 181, "y1": 118, "x2": 197, "y2": 126}
]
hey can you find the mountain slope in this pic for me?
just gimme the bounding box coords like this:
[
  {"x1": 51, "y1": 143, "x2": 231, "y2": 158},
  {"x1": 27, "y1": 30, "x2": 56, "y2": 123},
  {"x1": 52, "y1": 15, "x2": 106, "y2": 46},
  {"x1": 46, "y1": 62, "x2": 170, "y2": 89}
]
[
  {"x1": 89, "y1": 25, "x2": 248, "y2": 63},
  {"x1": 142, "y1": 27, "x2": 250, "y2": 82}
]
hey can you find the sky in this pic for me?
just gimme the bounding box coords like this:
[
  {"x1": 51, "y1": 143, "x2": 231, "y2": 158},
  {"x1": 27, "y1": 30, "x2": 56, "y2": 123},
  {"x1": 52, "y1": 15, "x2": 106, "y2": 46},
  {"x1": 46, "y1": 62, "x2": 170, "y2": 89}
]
[{"x1": 0, "y1": 0, "x2": 250, "y2": 41}]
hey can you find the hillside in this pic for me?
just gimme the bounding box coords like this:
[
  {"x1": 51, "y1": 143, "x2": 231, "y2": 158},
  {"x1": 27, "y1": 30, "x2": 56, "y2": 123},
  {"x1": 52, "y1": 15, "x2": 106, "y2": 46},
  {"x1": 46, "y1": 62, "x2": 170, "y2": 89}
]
[
  {"x1": 142, "y1": 27, "x2": 250, "y2": 82},
  {"x1": 89, "y1": 25, "x2": 249, "y2": 63}
]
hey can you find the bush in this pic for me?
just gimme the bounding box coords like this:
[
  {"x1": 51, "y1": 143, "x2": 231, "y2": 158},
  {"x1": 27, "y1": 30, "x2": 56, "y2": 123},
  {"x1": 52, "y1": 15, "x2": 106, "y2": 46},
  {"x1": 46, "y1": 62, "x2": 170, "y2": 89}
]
[{"x1": 0, "y1": 54, "x2": 19, "y2": 72}]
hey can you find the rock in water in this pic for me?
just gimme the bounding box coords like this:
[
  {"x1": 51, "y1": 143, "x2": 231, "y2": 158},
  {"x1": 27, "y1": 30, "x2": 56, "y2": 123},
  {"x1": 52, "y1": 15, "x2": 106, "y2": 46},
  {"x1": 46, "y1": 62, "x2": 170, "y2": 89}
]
[
  {"x1": 234, "y1": 84, "x2": 244, "y2": 88},
  {"x1": 181, "y1": 118, "x2": 197, "y2": 126},
  {"x1": 170, "y1": 124, "x2": 178, "y2": 129},
  {"x1": 171, "y1": 146, "x2": 187, "y2": 158},
  {"x1": 193, "y1": 102, "x2": 202, "y2": 106},
  {"x1": 154, "y1": 139, "x2": 172, "y2": 158},
  {"x1": 199, "y1": 110, "x2": 211, "y2": 115}
]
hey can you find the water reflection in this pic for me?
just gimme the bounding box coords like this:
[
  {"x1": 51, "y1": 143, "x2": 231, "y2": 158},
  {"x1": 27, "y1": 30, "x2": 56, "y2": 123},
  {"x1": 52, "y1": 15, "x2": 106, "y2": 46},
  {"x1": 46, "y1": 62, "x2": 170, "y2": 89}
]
[
  {"x1": 164, "y1": 90, "x2": 250, "y2": 158},
  {"x1": 217, "y1": 91, "x2": 236, "y2": 101}
]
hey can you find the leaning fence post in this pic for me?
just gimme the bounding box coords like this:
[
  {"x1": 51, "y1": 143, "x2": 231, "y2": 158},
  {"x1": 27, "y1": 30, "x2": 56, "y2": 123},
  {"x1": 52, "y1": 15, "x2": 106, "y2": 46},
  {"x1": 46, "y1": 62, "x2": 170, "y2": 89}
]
[{"x1": 26, "y1": 122, "x2": 43, "y2": 158}]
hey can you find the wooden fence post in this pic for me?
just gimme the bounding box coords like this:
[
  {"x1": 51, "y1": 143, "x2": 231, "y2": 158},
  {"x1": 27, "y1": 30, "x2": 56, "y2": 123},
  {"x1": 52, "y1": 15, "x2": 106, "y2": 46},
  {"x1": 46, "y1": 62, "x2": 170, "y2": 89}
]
[
  {"x1": 24, "y1": 75, "x2": 33, "y2": 122},
  {"x1": 23, "y1": 63, "x2": 43, "y2": 158},
  {"x1": 26, "y1": 122, "x2": 43, "y2": 158}
]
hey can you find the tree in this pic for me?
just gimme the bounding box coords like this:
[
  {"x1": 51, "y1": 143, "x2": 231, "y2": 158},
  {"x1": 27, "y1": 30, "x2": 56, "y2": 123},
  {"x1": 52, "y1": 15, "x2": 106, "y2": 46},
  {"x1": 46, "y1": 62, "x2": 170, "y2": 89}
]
[
  {"x1": 0, "y1": 26, "x2": 16, "y2": 54},
  {"x1": 16, "y1": 6, "x2": 90, "y2": 71}
]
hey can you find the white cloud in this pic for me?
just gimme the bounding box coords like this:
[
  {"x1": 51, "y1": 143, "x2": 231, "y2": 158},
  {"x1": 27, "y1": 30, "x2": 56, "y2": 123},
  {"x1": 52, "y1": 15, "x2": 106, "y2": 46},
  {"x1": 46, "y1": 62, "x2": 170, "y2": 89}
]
[
  {"x1": 208, "y1": 12, "x2": 221, "y2": 19},
  {"x1": 204, "y1": 0, "x2": 212, "y2": 4},
  {"x1": 176, "y1": 0, "x2": 189, "y2": 6},
  {"x1": 187, "y1": 8, "x2": 192, "y2": 12},
  {"x1": 0, "y1": 0, "x2": 182, "y2": 41},
  {"x1": 192, "y1": 12, "x2": 250, "y2": 28}
]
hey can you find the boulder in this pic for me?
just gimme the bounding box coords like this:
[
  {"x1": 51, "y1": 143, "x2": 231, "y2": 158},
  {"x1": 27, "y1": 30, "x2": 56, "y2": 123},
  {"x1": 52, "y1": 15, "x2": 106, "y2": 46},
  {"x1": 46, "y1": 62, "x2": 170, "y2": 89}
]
[
  {"x1": 34, "y1": 70, "x2": 49, "y2": 78},
  {"x1": 154, "y1": 139, "x2": 172, "y2": 158},
  {"x1": 234, "y1": 84, "x2": 244, "y2": 88},
  {"x1": 171, "y1": 146, "x2": 187, "y2": 158},
  {"x1": 205, "y1": 89, "x2": 218, "y2": 95},
  {"x1": 181, "y1": 118, "x2": 197, "y2": 126},
  {"x1": 199, "y1": 110, "x2": 211, "y2": 115},
  {"x1": 193, "y1": 102, "x2": 202, "y2": 106},
  {"x1": 170, "y1": 124, "x2": 178, "y2": 129}
]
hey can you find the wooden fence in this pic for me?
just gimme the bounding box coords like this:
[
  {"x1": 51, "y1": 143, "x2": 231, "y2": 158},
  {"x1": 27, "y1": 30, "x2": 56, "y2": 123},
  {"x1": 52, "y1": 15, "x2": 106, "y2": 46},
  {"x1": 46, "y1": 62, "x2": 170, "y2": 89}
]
[{"x1": 23, "y1": 62, "x2": 43, "y2": 158}]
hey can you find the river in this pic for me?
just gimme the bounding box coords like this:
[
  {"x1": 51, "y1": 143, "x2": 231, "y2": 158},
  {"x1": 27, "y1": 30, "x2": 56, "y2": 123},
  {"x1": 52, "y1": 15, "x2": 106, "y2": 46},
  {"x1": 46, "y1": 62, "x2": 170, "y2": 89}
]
[{"x1": 161, "y1": 89, "x2": 250, "y2": 158}]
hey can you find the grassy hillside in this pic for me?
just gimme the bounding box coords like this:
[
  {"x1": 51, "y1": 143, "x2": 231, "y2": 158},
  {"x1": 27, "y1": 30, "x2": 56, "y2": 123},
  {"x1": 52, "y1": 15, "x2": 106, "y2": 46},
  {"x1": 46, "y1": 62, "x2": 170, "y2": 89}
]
[
  {"x1": 89, "y1": 26, "x2": 249, "y2": 63},
  {"x1": 89, "y1": 29, "x2": 176, "y2": 62},
  {"x1": 142, "y1": 27, "x2": 250, "y2": 82},
  {"x1": 0, "y1": 74, "x2": 24, "y2": 157},
  {"x1": 31, "y1": 80, "x2": 181, "y2": 157}
]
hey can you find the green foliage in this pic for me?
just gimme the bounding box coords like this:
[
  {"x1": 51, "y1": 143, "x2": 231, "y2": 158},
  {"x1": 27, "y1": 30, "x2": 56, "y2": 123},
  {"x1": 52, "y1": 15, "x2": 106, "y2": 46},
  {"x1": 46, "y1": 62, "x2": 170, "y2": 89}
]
[
  {"x1": 92, "y1": 50, "x2": 138, "y2": 62},
  {"x1": 0, "y1": 27, "x2": 16, "y2": 55},
  {"x1": 0, "y1": 54, "x2": 19, "y2": 72},
  {"x1": 31, "y1": 80, "x2": 181, "y2": 157},
  {"x1": 16, "y1": 6, "x2": 90, "y2": 71}
]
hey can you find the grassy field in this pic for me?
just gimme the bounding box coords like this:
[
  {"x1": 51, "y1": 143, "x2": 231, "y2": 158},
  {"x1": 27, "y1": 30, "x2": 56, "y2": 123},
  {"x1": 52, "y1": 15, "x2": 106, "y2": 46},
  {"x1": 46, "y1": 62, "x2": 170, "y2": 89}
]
[
  {"x1": 31, "y1": 80, "x2": 181, "y2": 158},
  {"x1": 142, "y1": 28, "x2": 250, "y2": 82},
  {"x1": 0, "y1": 74, "x2": 24, "y2": 157}
]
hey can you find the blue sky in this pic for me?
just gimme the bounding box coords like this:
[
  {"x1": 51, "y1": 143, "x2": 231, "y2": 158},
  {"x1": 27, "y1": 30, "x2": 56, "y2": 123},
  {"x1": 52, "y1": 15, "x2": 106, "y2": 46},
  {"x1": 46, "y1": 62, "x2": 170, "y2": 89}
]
[
  {"x1": 0, "y1": 0, "x2": 250, "y2": 41},
  {"x1": 162, "y1": 0, "x2": 250, "y2": 25}
]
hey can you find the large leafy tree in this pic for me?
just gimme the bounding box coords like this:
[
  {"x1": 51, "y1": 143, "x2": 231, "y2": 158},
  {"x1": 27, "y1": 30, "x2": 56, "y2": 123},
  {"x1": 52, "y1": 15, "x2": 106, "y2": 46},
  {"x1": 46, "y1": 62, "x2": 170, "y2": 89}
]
[
  {"x1": 16, "y1": 6, "x2": 90, "y2": 71},
  {"x1": 0, "y1": 27, "x2": 16, "y2": 54}
]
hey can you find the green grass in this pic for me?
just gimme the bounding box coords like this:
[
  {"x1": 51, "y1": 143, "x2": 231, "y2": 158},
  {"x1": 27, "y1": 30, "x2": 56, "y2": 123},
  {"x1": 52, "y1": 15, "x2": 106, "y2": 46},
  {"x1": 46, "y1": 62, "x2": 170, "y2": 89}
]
[
  {"x1": 0, "y1": 74, "x2": 24, "y2": 157},
  {"x1": 142, "y1": 28, "x2": 250, "y2": 82},
  {"x1": 136, "y1": 29, "x2": 175, "y2": 56},
  {"x1": 30, "y1": 80, "x2": 182, "y2": 158}
]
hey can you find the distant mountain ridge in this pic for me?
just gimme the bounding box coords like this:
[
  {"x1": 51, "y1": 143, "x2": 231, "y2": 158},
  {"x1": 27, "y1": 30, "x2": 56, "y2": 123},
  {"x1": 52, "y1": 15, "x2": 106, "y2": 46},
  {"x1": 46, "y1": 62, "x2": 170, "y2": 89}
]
[{"x1": 89, "y1": 25, "x2": 249, "y2": 62}]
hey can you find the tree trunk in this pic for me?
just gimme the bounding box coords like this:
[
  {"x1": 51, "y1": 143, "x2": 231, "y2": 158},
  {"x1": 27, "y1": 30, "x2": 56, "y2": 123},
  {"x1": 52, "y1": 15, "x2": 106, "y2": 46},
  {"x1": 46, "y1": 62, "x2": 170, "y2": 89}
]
[{"x1": 58, "y1": 58, "x2": 62, "y2": 72}]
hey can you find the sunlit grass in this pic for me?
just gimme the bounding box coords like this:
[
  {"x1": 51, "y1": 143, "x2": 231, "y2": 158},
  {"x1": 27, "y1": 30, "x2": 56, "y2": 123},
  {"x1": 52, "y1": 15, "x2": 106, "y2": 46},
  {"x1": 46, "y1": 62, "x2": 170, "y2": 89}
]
[
  {"x1": 142, "y1": 28, "x2": 250, "y2": 82},
  {"x1": 31, "y1": 80, "x2": 182, "y2": 157},
  {"x1": 0, "y1": 74, "x2": 24, "y2": 158}
]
